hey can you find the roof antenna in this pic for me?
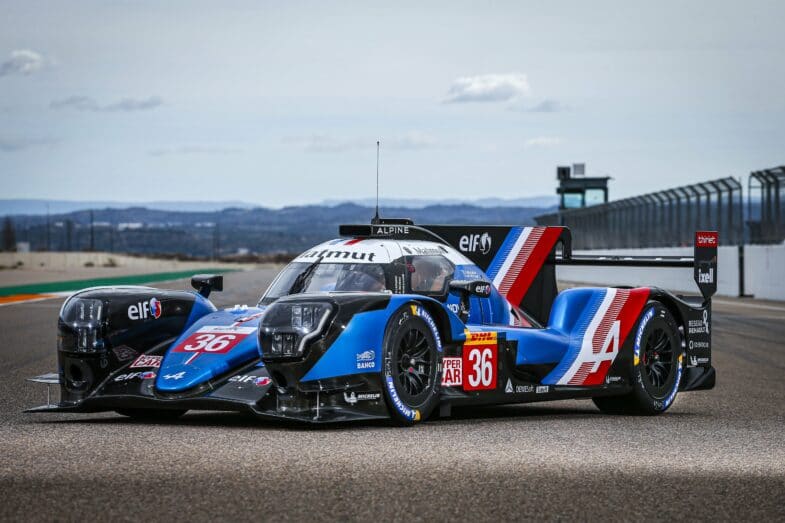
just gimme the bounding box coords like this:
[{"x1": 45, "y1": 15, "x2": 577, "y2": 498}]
[{"x1": 372, "y1": 140, "x2": 381, "y2": 224}]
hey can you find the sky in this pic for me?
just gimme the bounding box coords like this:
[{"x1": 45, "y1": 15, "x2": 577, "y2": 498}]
[{"x1": 1, "y1": 0, "x2": 784, "y2": 208}]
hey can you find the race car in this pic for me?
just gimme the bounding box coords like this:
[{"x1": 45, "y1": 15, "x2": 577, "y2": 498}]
[{"x1": 27, "y1": 220, "x2": 717, "y2": 425}]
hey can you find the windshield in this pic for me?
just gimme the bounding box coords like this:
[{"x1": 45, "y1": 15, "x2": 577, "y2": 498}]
[{"x1": 261, "y1": 262, "x2": 388, "y2": 304}]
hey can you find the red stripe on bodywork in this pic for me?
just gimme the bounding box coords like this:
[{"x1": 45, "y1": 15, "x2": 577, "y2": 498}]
[
  {"x1": 577, "y1": 287, "x2": 651, "y2": 386},
  {"x1": 344, "y1": 238, "x2": 363, "y2": 245},
  {"x1": 502, "y1": 227, "x2": 563, "y2": 306}
]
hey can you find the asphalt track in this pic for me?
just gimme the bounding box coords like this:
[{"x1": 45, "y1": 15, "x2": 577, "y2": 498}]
[{"x1": 1, "y1": 270, "x2": 784, "y2": 521}]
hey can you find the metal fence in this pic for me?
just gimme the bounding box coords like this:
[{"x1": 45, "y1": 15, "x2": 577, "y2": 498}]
[
  {"x1": 535, "y1": 177, "x2": 744, "y2": 249},
  {"x1": 748, "y1": 166, "x2": 785, "y2": 244}
]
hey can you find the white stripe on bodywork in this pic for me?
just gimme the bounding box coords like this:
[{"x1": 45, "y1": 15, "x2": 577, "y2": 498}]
[
  {"x1": 557, "y1": 288, "x2": 618, "y2": 385},
  {"x1": 492, "y1": 227, "x2": 532, "y2": 289}
]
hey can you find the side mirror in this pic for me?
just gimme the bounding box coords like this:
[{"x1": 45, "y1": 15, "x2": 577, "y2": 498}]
[
  {"x1": 449, "y1": 280, "x2": 492, "y2": 298},
  {"x1": 448, "y1": 280, "x2": 492, "y2": 322},
  {"x1": 191, "y1": 274, "x2": 223, "y2": 298}
]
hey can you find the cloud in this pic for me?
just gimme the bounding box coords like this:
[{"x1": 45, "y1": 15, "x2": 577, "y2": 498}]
[
  {"x1": 283, "y1": 131, "x2": 443, "y2": 153},
  {"x1": 0, "y1": 136, "x2": 56, "y2": 152},
  {"x1": 525, "y1": 136, "x2": 563, "y2": 148},
  {"x1": 149, "y1": 145, "x2": 241, "y2": 157},
  {"x1": 50, "y1": 95, "x2": 163, "y2": 112},
  {"x1": 0, "y1": 50, "x2": 47, "y2": 77},
  {"x1": 444, "y1": 73, "x2": 530, "y2": 103}
]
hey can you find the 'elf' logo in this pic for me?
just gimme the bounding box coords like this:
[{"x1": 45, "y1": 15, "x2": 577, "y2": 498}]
[{"x1": 128, "y1": 298, "x2": 162, "y2": 320}]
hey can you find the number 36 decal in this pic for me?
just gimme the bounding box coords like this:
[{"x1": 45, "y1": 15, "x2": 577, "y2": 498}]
[
  {"x1": 462, "y1": 332, "x2": 498, "y2": 391},
  {"x1": 173, "y1": 326, "x2": 256, "y2": 355}
]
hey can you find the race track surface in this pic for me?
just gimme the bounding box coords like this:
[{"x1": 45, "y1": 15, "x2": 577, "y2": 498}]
[{"x1": 1, "y1": 270, "x2": 783, "y2": 521}]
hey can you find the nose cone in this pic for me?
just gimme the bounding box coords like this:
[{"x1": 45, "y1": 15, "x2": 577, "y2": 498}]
[{"x1": 155, "y1": 310, "x2": 264, "y2": 393}]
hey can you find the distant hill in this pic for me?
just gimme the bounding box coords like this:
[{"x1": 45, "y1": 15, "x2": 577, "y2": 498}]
[
  {"x1": 0, "y1": 195, "x2": 557, "y2": 216},
  {"x1": 4, "y1": 202, "x2": 557, "y2": 256},
  {"x1": 322, "y1": 196, "x2": 558, "y2": 209},
  {"x1": 0, "y1": 199, "x2": 256, "y2": 216}
]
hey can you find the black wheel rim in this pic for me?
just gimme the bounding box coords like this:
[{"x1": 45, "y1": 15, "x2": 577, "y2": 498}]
[
  {"x1": 395, "y1": 327, "x2": 433, "y2": 398},
  {"x1": 641, "y1": 327, "x2": 674, "y2": 389}
]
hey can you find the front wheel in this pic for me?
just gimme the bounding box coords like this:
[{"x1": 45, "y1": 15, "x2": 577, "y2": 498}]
[
  {"x1": 381, "y1": 303, "x2": 443, "y2": 426},
  {"x1": 593, "y1": 301, "x2": 684, "y2": 415}
]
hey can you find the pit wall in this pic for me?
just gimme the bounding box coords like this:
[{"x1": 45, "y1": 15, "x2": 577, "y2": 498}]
[{"x1": 556, "y1": 245, "x2": 785, "y2": 301}]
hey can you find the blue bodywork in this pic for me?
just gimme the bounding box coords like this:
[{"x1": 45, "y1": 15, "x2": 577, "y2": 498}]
[
  {"x1": 152, "y1": 241, "x2": 610, "y2": 394},
  {"x1": 156, "y1": 305, "x2": 266, "y2": 393}
]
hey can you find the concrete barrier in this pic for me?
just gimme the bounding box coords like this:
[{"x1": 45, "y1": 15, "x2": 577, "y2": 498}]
[{"x1": 743, "y1": 245, "x2": 785, "y2": 301}]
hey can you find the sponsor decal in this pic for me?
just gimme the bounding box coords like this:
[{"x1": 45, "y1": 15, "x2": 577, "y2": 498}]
[
  {"x1": 474, "y1": 283, "x2": 491, "y2": 297},
  {"x1": 687, "y1": 311, "x2": 710, "y2": 335},
  {"x1": 130, "y1": 354, "x2": 162, "y2": 369},
  {"x1": 441, "y1": 357, "x2": 463, "y2": 387},
  {"x1": 604, "y1": 375, "x2": 623, "y2": 384},
  {"x1": 112, "y1": 345, "x2": 138, "y2": 362},
  {"x1": 411, "y1": 305, "x2": 443, "y2": 352},
  {"x1": 446, "y1": 303, "x2": 460, "y2": 314},
  {"x1": 697, "y1": 266, "x2": 714, "y2": 284},
  {"x1": 127, "y1": 297, "x2": 162, "y2": 320},
  {"x1": 535, "y1": 385, "x2": 549, "y2": 394},
  {"x1": 406, "y1": 246, "x2": 443, "y2": 256},
  {"x1": 114, "y1": 371, "x2": 156, "y2": 382},
  {"x1": 462, "y1": 331, "x2": 498, "y2": 391},
  {"x1": 233, "y1": 311, "x2": 266, "y2": 324},
  {"x1": 356, "y1": 349, "x2": 376, "y2": 370},
  {"x1": 504, "y1": 379, "x2": 534, "y2": 393},
  {"x1": 172, "y1": 325, "x2": 255, "y2": 364},
  {"x1": 696, "y1": 231, "x2": 718, "y2": 248},
  {"x1": 375, "y1": 225, "x2": 409, "y2": 235},
  {"x1": 459, "y1": 233, "x2": 492, "y2": 254},
  {"x1": 634, "y1": 306, "x2": 656, "y2": 367},
  {"x1": 689, "y1": 355, "x2": 710, "y2": 366},
  {"x1": 343, "y1": 391, "x2": 382, "y2": 405},
  {"x1": 655, "y1": 354, "x2": 683, "y2": 411},
  {"x1": 688, "y1": 340, "x2": 710, "y2": 350},
  {"x1": 385, "y1": 376, "x2": 420, "y2": 421},
  {"x1": 298, "y1": 248, "x2": 376, "y2": 262},
  {"x1": 229, "y1": 374, "x2": 272, "y2": 386},
  {"x1": 163, "y1": 371, "x2": 186, "y2": 380}
]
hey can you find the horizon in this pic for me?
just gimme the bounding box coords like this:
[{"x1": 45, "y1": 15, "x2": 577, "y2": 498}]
[{"x1": 0, "y1": 195, "x2": 560, "y2": 217}]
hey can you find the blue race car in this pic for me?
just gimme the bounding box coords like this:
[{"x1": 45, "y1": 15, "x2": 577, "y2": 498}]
[{"x1": 27, "y1": 220, "x2": 717, "y2": 425}]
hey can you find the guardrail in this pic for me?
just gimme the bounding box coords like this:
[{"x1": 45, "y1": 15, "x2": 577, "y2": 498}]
[
  {"x1": 536, "y1": 177, "x2": 744, "y2": 249},
  {"x1": 748, "y1": 166, "x2": 785, "y2": 244}
]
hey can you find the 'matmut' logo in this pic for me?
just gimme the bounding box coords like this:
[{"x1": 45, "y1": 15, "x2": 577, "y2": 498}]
[
  {"x1": 459, "y1": 233, "x2": 492, "y2": 254},
  {"x1": 299, "y1": 249, "x2": 375, "y2": 261}
]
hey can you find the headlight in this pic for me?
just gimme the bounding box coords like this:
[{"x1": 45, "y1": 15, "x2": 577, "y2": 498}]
[
  {"x1": 58, "y1": 298, "x2": 105, "y2": 353},
  {"x1": 259, "y1": 302, "x2": 333, "y2": 358}
]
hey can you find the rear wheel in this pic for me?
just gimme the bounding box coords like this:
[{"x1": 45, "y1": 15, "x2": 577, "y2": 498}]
[
  {"x1": 115, "y1": 408, "x2": 187, "y2": 421},
  {"x1": 381, "y1": 303, "x2": 443, "y2": 426},
  {"x1": 593, "y1": 301, "x2": 683, "y2": 415}
]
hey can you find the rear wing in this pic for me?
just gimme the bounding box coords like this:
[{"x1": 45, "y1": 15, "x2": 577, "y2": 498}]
[
  {"x1": 423, "y1": 225, "x2": 717, "y2": 322},
  {"x1": 338, "y1": 222, "x2": 717, "y2": 323}
]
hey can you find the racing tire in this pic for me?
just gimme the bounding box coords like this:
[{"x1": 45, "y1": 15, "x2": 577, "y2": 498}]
[
  {"x1": 381, "y1": 303, "x2": 443, "y2": 426},
  {"x1": 593, "y1": 301, "x2": 684, "y2": 415},
  {"x1": 115, "y1": 408, "x2": 188, "y2": 421}
]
